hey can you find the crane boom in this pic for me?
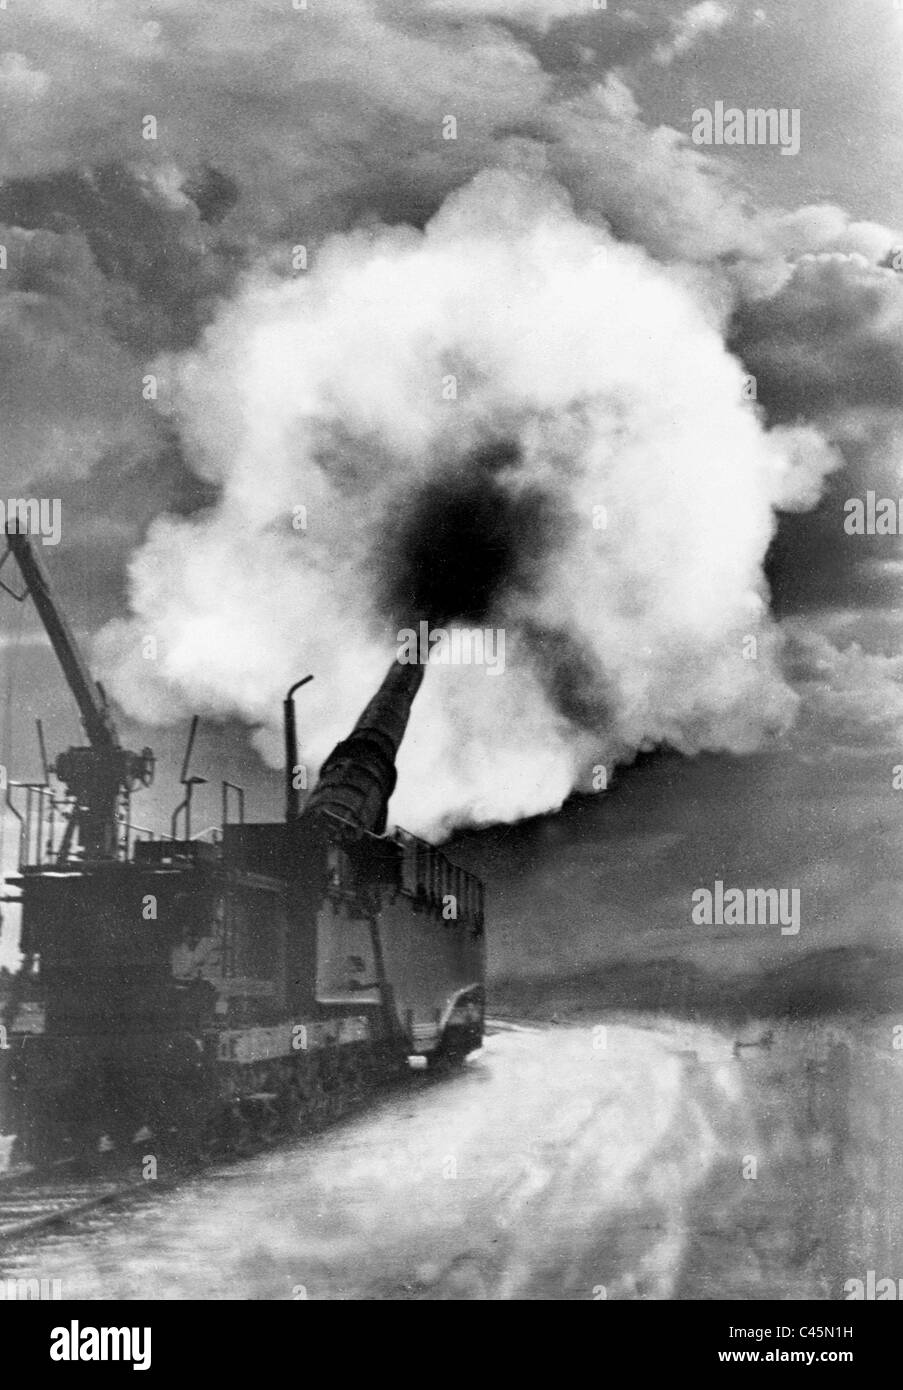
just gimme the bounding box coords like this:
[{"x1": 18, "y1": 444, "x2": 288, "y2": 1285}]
[
  {"x1": 4, "y1": 529, "x2": 118, "y2": 750},
  {"x1": 2, "y1": 524, "x2": 153, "y2": 860}
]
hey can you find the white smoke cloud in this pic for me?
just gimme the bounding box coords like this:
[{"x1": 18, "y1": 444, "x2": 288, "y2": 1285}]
[
  {"x1": 95, "y1": 168, "x2": 839, "y2": 836},
  {"x1": 418, "y1": 0, "x2": 595, "y2": 31},
  {"x1": 652, "y1": 1, "x2": 732, "y2": 66}
]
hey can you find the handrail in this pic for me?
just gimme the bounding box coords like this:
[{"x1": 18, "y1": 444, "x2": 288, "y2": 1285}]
[
  {"x1": 221, "y1": 780, "x2": 245, "y2": 831},
  {"x1": 5, "y1": 779, "x2": 25, "y2": 869}
]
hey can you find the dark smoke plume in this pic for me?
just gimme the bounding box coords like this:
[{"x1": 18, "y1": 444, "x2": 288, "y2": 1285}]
[{"x1": 376, "y1": 440, "x2": 560, "y2": 626}]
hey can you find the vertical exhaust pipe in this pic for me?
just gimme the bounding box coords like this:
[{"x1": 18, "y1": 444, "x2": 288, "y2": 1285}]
[{"x1": 284, "y1": 675, "x2": 313, "y2": 821}]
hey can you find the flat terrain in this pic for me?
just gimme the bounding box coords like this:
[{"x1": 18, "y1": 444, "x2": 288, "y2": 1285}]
[{"x1": 2, "y1": 1014, "x2": 900, "y2": 1300}]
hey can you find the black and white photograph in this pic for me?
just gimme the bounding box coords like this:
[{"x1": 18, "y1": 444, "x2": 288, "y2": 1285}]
[{"x1": 0, "y1": 0, "x2": 900, "y2": 1337}]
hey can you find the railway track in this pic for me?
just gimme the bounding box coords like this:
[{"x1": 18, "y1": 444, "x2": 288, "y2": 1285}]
[
  {"x1": 0, "y1": 1045, "x2": 485, "y2": 1250},
  {"x1": 0, "y1": 1161, "x2": 149, "y2": 1244}
]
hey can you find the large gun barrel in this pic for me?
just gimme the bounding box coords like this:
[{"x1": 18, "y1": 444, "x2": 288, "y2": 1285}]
[{"x1": 303, "y1": 659, "x2": 425, "y2": 835}]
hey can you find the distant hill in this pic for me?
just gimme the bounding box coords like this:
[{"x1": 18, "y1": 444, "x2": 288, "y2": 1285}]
[{"x1": 492, "y1": 946, "x2": 903, "y2": 1024}]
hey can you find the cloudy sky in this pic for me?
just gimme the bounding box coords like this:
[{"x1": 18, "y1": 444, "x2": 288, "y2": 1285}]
[{"x1": 2, "y1": 0, "x2": 903, "y2": 979}]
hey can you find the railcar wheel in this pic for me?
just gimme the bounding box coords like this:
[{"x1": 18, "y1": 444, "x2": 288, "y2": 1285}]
[
  {"x1": 230, "y1": 1106, "x2": 256, "y2": 1156},
  {"x1": 288, "y1": 1057, "x2": 322, "y2": 1131},
  {"x1": 171, "y1": 1104, "x2": 222, "y2": 1164},
  {"x1": 20, "y1": 1114, "x2": 64, "y2": 1165},
  {"x1": 424, "y1": 1033, "x2": 474, "y2": 1073},
  {"x1": 316, "y1": 1052, "x2": 345, "y2": 1123}
]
